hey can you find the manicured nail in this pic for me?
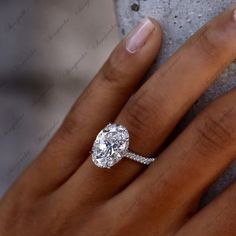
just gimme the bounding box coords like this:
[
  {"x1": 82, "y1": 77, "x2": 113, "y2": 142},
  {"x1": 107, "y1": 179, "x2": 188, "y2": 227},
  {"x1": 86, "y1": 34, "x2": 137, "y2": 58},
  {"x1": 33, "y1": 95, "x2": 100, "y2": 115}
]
[{"x1": 126, "y1": 17, "x2": 155, "y2": 54}]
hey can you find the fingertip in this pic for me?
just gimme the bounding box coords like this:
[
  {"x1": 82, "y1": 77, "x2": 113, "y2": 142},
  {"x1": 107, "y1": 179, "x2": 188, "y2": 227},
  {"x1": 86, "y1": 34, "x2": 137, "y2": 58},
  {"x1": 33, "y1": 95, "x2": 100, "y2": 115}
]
[
  {"x1": 147, "y1": 16, "x2": 162, "y2": 34},
  {"x1": 147, "y1": 16, "x2": 163, "y2": 46}
]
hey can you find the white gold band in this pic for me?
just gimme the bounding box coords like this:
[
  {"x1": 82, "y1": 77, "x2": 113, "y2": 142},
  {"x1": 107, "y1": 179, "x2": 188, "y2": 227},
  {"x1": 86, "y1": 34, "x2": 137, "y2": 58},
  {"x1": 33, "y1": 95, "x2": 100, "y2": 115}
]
[{"x1": 125, "y1": 150, "x2": 155, "y2": 165}]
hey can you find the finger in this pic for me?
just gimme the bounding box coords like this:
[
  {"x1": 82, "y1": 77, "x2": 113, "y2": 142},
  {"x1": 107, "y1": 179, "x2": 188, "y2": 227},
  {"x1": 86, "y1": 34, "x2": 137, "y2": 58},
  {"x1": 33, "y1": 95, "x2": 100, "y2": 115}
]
[
  {"x1": 119, "y1": 85, "x2": 236, "y2": 233},
  {"x1": 18, "y1": 18, "x2": 162, "y2": 195},
  {"x1": 177, "y1": 180, "x2": 236, "y2": 236},
  {"x1": 65, "y1": 5, "x2": 236, "y2": 201}
]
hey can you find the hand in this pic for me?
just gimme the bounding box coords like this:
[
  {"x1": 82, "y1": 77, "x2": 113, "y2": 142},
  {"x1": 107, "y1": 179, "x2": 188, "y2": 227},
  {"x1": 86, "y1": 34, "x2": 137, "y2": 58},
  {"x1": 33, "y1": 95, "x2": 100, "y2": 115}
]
[{"x1": 1, "y1": 5, "x2": 236, "y2": 236}]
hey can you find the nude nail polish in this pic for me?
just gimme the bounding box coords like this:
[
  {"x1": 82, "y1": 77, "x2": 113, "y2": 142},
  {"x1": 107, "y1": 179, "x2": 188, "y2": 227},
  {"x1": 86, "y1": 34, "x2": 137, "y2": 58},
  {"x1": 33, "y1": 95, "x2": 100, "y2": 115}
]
[{"x1": 126, "y1": 17, "x2": 155, "y2": 54}]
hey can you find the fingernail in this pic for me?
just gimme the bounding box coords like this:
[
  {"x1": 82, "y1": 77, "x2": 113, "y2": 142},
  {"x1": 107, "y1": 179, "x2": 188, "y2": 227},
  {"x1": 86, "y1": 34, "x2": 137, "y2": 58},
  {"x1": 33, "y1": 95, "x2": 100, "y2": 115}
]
[{"x1": 126, "y1": 17, "x2": 155, "y2": 54}]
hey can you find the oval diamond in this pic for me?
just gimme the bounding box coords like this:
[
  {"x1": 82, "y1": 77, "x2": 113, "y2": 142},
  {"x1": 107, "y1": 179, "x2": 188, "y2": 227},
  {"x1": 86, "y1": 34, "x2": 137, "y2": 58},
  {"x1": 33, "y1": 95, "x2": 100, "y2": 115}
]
[{"x1": 92, "y1": 124, "x2": 129, "y2": 168}]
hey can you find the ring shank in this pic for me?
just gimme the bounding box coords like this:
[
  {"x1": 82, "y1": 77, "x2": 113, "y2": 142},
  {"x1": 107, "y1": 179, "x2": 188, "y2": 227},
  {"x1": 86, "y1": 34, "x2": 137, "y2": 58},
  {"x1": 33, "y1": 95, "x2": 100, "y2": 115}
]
[{"x1": 125, "y1": 150, "x2": 156, "y2": 165}]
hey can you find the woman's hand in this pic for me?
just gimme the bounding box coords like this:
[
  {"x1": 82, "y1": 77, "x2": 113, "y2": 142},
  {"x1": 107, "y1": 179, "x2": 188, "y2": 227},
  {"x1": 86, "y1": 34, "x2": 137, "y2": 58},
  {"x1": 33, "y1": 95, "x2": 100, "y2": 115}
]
[{"x1": 1, "y1": 5, "x2": 236, "y2": 236}]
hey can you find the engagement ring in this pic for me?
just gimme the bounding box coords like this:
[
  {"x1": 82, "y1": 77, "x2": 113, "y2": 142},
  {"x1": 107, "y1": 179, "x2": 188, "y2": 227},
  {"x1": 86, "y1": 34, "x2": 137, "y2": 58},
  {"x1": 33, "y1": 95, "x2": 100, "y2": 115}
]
[{"x1": 91, "y1": 123, "x2": 156, "y2": 168}]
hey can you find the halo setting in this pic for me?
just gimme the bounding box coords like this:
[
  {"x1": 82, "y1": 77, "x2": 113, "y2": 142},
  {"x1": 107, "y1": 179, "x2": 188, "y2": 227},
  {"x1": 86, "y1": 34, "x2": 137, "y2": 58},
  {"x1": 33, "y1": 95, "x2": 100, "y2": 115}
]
[
  {"x1": 92, "y1": 124, "x2": 129, "y2": 168},
  {"x1": 91, "y1": 123, "x2": 155, "y2": 168}
]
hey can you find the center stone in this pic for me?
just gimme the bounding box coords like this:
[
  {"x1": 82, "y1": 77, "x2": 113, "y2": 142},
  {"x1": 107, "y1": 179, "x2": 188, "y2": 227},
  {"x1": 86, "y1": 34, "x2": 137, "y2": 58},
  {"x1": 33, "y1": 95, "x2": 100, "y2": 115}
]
[{"x1": 92, "y1": 123, "x2": 129, "y2": 168}]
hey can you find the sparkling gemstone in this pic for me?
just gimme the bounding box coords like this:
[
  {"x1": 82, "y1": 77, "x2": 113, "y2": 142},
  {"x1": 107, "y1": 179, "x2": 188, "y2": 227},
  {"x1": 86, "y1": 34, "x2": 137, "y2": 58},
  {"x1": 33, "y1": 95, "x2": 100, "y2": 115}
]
[{"x1": 92, "y1": 124, "x2": 129, "y2": 168}]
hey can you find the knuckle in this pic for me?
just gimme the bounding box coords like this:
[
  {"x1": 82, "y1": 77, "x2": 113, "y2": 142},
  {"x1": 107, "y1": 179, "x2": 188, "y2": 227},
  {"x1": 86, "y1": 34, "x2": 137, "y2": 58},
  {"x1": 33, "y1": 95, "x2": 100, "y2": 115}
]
[
  {"x1": 195, "y1": 108, "x2": 236, "y2": 154},
  {"x1": 197, "y1": 26, "x2": 223, "y2": 59},
  {"x1": 122, "y1": 92, "x2": 157, "y2": 140},
  {"x1": 58, "y1": 112, "x2": 81, "y2": 138},
  {"x1": 197, "y1": 20, "x2": 236, "y2": 61},
  {"x1": 101, "y1": 51, "x2": 128, "y2": 88}
]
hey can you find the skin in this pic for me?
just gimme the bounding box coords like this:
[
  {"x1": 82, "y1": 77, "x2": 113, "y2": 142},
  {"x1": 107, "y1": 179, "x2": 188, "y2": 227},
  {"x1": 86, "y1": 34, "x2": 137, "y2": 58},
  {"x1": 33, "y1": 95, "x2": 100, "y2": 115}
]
[{"x1": 1, "y1": 4, "x2": 236, "y2": 236}]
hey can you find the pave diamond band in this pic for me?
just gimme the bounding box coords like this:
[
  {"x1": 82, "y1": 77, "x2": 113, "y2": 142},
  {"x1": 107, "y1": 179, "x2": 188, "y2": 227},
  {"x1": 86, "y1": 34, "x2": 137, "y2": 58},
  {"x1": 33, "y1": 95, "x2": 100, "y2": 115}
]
[
  {"x1": 91, "y1": 123, "x2": 156, "y2": 168},
  {"x1": 125, "y1": 151, "x2": 155, "y2": 165}
]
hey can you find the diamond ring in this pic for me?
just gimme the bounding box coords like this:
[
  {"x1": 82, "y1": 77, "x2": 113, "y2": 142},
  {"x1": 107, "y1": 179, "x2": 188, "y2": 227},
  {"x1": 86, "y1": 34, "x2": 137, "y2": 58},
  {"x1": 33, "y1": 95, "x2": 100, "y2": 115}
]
[{"x1": 91, "y1": 123, "x2": 156, "y2": 168}]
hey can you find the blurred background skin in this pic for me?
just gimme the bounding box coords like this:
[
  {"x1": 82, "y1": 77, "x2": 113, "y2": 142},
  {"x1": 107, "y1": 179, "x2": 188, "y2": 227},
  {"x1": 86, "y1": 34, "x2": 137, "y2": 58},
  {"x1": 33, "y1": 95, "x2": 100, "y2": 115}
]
[{"x1": 0, "y1": 0, "x2": 119, "y2": 195}]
